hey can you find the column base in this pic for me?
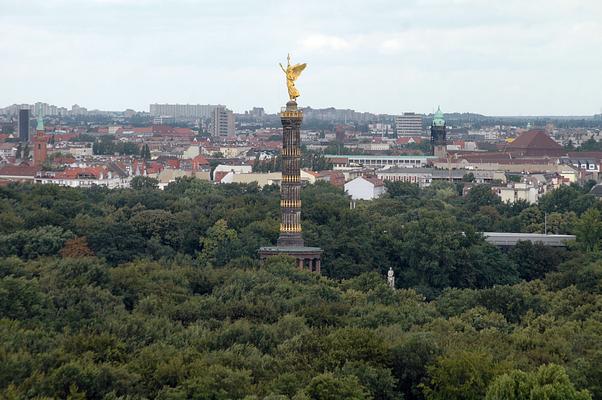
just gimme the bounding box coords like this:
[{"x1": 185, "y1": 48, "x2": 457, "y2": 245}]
[
  {"x1": 277, "y1": 232, "x2": 305, "y2": 247},
  {"x1": 258, "y1": 246, "x2": 323, "y2": 274}
]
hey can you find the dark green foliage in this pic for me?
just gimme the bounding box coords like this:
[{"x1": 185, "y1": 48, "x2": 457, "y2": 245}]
[
  {"x1": 509, "y1": 241, "x2": 568, "y2": 280},
  {"x1": 0, "y1": 180, "x2": 599, "y2": 399},
  {"x1": 140, "y1": 143, "x2": 151, "y2": 160},
  {"x1": 92, "y1": 136, "x2": 139, "y2": 156},
  {"x1": 130, "y1": 176, "x2": 159, "y2": 191}
]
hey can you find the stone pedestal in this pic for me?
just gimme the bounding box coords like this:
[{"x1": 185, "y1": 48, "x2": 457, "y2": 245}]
[{"x1": 258, "y1": 246, "x2": 323, "y2": 273}]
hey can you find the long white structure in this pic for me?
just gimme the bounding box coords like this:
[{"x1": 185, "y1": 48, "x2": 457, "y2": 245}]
[
  {"x1": 149, "y1": 104, "x2": 222, "y2": 119},
  {"x1": 325, "y1": 154, "x2": 435, "y2": 170},
  {"x1": 483, "y1": 232, "x2": 575, "y2": 247}
]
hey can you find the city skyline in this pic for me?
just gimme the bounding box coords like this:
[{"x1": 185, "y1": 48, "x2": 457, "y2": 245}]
[{"x1": 2, "y1": 0, "x2": 602, "y2": 115}]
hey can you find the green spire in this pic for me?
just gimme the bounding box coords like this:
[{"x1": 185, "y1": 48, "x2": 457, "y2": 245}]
[
  {"x1": 432, "y1": 106, "x2": 445, "y2": 127},
  {"x1": 36, "y1": 115, "x2": 44, "y2": 131}
]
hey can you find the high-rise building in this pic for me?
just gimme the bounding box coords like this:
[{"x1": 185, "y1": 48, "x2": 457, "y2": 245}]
[
  {"x1": 71, "y1": 104, "x2": 88, "y2": 116},
  {"x1": 149, "y1": 104, "x2": 220, "y2": 120},
  {"x1": 430, "y1": 106, "x2": 447, "y2": 158},
  {"x1": 212, "y1": 106, "x2": 235, "y2": 137},
  {"x1": 259, "y1": 100, "x2": 322, "y2": 273},
  {"x1": 395, "y1": 112, "x2": 424, "y2": 136},
  {"x1": 33, "y1": 116, "x2": 48, "y2": 166},
  {"x1": 18, "y1": 109, "x2": 30, "y2": 142}
]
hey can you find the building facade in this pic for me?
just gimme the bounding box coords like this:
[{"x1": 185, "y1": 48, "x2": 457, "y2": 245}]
[
  {"x1": 395, "y1": 112, "x2": 424, "y2": 136},
  {"x1": 18, "y1": 109, "x2": 30, "y2": 142},
  {"x1": 212, "y1": 106, "x2": 235, "y2": 137},
  {"x1": 325, "y1": 154, "x2": 434, "y2": 170},
  {"x1": 493, "y1": 182, "x2": 541, "y2": 204},
  {"x1": 149, "y1": 104, "x2": 220, "y2": 119},
  {"x1": 345, "y1": 176, "x2": 386, "y2": 200}
]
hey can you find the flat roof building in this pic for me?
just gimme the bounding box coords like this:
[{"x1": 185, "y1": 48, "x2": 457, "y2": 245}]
[
  {"x1": 18, "y1": 109, "x2": 30, "y2": 142},
  {"x1": 395, "y1": 112, "x2": 424, "y2": 136},
  {"x1": 325, "y1": 154, "x2": 435, "y2": 169},
  {"x1": 149, "y1": 104, "x2": 222, "y2": 119},
  {"x1": 212, "y1": 106, "x2": 235, "y2": 137}
]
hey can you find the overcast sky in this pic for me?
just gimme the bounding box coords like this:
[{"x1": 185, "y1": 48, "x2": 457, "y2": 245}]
[{"x1": 1, "y1": 0, "x2": 601, "y2": 115}]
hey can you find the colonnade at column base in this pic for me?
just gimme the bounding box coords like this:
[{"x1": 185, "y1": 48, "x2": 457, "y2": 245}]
[{"x1": 258, "y1": 246, "x2": 323, "y2": 274}]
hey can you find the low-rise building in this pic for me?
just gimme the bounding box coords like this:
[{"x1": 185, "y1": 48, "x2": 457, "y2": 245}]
[
  {"x1": 220, "y1": 170, "x2": 316, "y2": 187},
  {"x1": 212, "y1": 164, "x2": 253, "y2": 181},
  {"x1": 345, "y1": 176, "x2": 386, "y2": 200},
  {"x1": 0, "y1": 165, "x2": 39, "y2": 183},
  {"x1": 492, "y1": 182, "x2": 541, "y2": 204},
  {"x1": 377, "y1": 167, "x2": 503, "y2": 188},
  {"x1": 325, "y1": 154, "x2": 434, "y2": 170},
  {"x1": 35, "y1": 167, "x2": 130, "y2": 188},
  {"x1": 0, "y1": 143, "x2": 16, "y2": 159}
]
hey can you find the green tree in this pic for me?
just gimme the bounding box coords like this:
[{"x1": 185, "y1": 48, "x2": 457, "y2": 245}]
[
  {"x1": 485, "y1": 364, "x2": 592, "y2": 400},
  {"x1": 130, "y1": 176, "x2": 159, "y2": 190},
  {"x1": 199, "y1": 219, "x2": 239, "y2": 266},
  {"x1": 140, "y1": 143, "x2": 151, "y2": 160},
  {"x1": 15, "y1": 142, "x2": 22, "y2": 159},
  {"x1": 465, "y1": 185, "x2": 501, "y2": 212},
  {"x1": 0, "y1": 276, "x2": 48, "y2": 320},
  {"x1": 304, "y1": 372, "x2": 368, "y2": 400},
  {"x1": 423, "y1": 351, "x2": 498, "y2": 400},
  {"x1": 22, "y1": 143, "x2": 30, "y2": 159},
  {"x1": 574, "y1": 208, "x2": 602, "y2": 252},
  {"x1": 508, "y1": 241, "x2": 566, "y2": 281}
]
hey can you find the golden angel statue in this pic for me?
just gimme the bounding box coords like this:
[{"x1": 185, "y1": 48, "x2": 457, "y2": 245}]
[{"x1": 279, "y1": 54, "x2": 307, "y2": 101}]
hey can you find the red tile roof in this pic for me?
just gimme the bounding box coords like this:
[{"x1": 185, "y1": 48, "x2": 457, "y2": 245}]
[
  {"x1": 507, "y1": 130, "x2": 562, "y2": 150},
  {"x1": 363, "y1": 176, "x2": 385, "y2": 187},
  {"x1": 567, "y1": 152, "x2": 602, "y2": 160},
  {"x1": 192, "y1": 155, "x2": 209, "y2": 165},
  {"x1": 0, "y1": 165, "x2": 40, "y2": 177},
  {"x1": 55, "y1": 167, "x2": 106, "y2": 179}
]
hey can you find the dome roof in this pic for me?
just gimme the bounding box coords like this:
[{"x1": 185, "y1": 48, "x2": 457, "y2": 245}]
[{"x1": 432, "y1": 106, "x2": 445, "y2": 127}]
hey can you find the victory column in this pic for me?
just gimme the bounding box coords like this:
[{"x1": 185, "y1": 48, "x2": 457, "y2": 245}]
[{"x1": 258, "y1": 55, "x2": 323, "y2": 273}]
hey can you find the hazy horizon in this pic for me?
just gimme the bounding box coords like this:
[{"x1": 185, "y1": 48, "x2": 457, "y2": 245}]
[{"x1": 2, "y1": 0, "x2": 602, "y2": 116}]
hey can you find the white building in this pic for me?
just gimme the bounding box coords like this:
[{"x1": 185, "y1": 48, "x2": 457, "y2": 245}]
[
  {"x1": 220, "y1": 170, "x2": 317, "y2": 187},
  {"x1": 67, "y1": 147, "x2": 94, "y2": 157},
  {"x1": 212, "y1": 164, "x2": 252, "y2": 180},
  {"x1": 182, "y1": 145, "x2": 201, "y2": 159},
  {"x1": 0, "y1": 143, "x2": 17, "y2": 159},
  {"x1": 35, "y1": 168, "x2": 130, "y2": 189},
  {"x1": 149, "y1": 104, "x2": 220, "y2": 119},
  {"x1": 493, "y1": 182, "x2": 540, "y2": 204},
  {"x1": 368, "y1": 123, "x2": 393, "y2": 136},
  {"x1": 345, "y1": 176, "x2": 386, "y2": 200},
  {"x1": 357, "y1": 143, "x2": 391, "y2": 152},
  {"x1": 325, "y1": 154, "x2": 434, "y2": 170}
]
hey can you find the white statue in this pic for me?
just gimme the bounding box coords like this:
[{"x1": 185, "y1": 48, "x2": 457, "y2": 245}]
[{"x1": 387, "y1": 267, "x2": 395, "y2": 289}]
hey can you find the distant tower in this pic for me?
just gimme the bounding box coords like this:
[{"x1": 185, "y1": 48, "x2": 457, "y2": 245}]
[
  {"x1": 33, "y1": 115, "x2": 48, "y2": 166},
  {"x1": 431, "y1": 106, "x2": 447, "y2": 158},
  {"x1": 387, "y1": 267, "x2": 395, "y2": 289}
]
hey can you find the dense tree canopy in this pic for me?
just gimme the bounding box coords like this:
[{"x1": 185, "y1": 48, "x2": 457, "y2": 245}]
[{"x1": 0, "y1": 179, "x2": 601, "y2": 399}]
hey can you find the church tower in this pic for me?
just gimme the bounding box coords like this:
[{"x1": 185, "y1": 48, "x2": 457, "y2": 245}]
[
  {"x1": 33, "y1": 115, "x2": 48, "y2": 166},
  {"x1": 431, "y1": 106, "x2": 447, "y2": 158}
]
